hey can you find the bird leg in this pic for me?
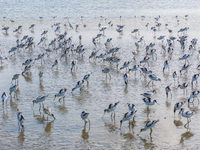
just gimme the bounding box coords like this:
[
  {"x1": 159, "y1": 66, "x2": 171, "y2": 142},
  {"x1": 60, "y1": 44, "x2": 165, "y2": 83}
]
[{"x1": 150, "y1": 128, "x2": 153, "y2": 136}]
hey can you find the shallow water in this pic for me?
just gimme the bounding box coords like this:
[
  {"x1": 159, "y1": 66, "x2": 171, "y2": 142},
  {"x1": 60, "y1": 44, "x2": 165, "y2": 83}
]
[{"x1": 1, "y1": 16, "x2": 200, "y2": 149}]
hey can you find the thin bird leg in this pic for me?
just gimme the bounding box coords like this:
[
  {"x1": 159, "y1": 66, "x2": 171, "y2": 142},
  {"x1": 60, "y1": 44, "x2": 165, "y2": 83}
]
[{"x1": 150, "y1": 128, "x2": 153, "y2": 136}]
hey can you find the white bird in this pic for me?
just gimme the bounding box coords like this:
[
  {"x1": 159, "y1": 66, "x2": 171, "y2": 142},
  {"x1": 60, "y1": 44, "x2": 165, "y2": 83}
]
[
  {"x1": 43, "y1": 107, "x2": 56, "y2": 121},
  {"x1": 22, "y1": 59, "x2": 32, "y2": 66},
  {"x1": 12, "y1": 74, "x2": 20, "y2": 84},
  {"x1": 141, "y1": 90, "x2": 156, "y2": 98},
  {"x1": 102, "y1": 101, "x2": 120, "y2": 119},
  {"x1": 72, "y1": 80, "x2": 84, "y2": 92},
  {"x1": 174, "y1": 102, "x2": 184, "y2": 116},
  {"x1": 188, "y1": 91, "x2": 200, "y2": 103},
  {"x1": 1, "y1": 92, "x2": 8, "y2": 103},
  {"x1": 123, "y1": 73, "x2": 129, "y2": 85},
  {"x1": 120, "y1": 111, "x2": 137, "y2": 128},
  {"x1": 51, "y1": 60, "x2": 59, "y2": 69},
  {"x1": 191, "y1": 73, "x2": 200, "y2": 88},
  {"x1": 147, "y1": 74, "x2": 161, "y2": 86},
  {"x1": 54, "y1": 88, "x2": 67, "y2": 102},
  {"x1": 81, "y1": 111, "x2": 90, "y2": 126},
  {"x1": 127, "y1": 103, "x2": 137, "y2": 112},
  {"x1": 33, "y1": 95, "x2": 49, "y2": 111},
  {"x1": 17, "y1": 109, "x2": 25, "y2": 129},
  {"x1": 9, "y1": 85, "x2": 18, "y2": 96},
  {"x1": 102, "y1": 68, "x2": 111, "y2": 79},
  {"x1": 138, "y1": 120, "x2": 159, "y2": 136},
  {"x1": 83, "y1": 73, "x2": 92, "y2": 85},
  {"x1": 142, "y1": 97, "x2": 159, "y2": 108},
  {"x1": 179, "y1": 108, "x2": 194, "y2": 128}
]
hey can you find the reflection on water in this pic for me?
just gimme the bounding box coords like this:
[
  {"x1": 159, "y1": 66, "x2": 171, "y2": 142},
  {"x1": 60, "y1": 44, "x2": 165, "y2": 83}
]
[
  {"x1": 139, "y1": 136, "x2": 155, "y2": 150},
  {"x1": 174, "y1": 119, "x2": 183, "y2": 128},
  {"x1": 180, "y1": 131, "x2": 194, "y2": 145},
  {"x1": 44, "y1": 120, "x2": 54, "y2": 133},
  {"x1": 104, "y1": 120, "x2": 118, "y2": 133},
  {"x1": 18, "y1": 130, "x2": 25, "y2": 144},
  {"x1": 81, "y1": 126, "x2": 89, "y2": 140}
]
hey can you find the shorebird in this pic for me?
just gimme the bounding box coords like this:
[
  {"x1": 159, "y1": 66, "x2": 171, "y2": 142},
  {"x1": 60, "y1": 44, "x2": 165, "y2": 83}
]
[
  {"x1": 102, "y1": 101, "x2": 120, "y2": 119},
  {"x1": 17, "y1": 109, "x2": 25, "y2": 129},
  {"x1": 83, "y1": 73, "x2": 92, "y2": 85},
  {"x1": 123, "y1": 72, "x2": 129, "y2": 85},
  {"x1": 43, "y1": 106, "x2": 56, "y2": 121},
  {"x1": 140, "y1": 68, "x2": 152, "y2": 76},
  {"x1": 22, "y1": 65, "x2": 32, "y2": 75},
  {"x1": 140, "y1": 56, "x2": 150, "y2": 66},
  {"x1": 180, "y1": 63, "x2": 191, "y2": 75},
  {"x1": 22, "y1": 59, "x2": 33, "y2": 66},
  {"x1": 142, "y1": 97, "x2": 159, "y2": 108},
  {"x1": 120, "y1": 111, "x2": 137, "y2": 129},
  {"x1": 120, "y1": 61, "x2": 132, "y2": 71},
  {"x1": 138, "y1": 120, "x2": 159, "y2": 136},
  {"x1": 147, "y1": 74, "x2": 161, "y2": 86},
  {"x1": 35, "y1": 53, "x2": 45, "y2": 64},
  {"x1": 9, "y1": 85, "x2": 18, "y2": 96},
  {"x1": 1, "y1": 92, "x2": 8, "y2": 103},
  {"x1": 12, "y1": 74, "x2": 20, "y2": 85},
  {"x1": 188, "y1": 91, "x2": 200, "y2": 103},
  {"x1": 71, "y1": 61, "x2": 77, "y2": 72},
  {"x1": 33, "y1": 95, "x2": 49, "y2": 111},
  {"x1": 102, "y1": 68, "x2": 111, "y2": 79},
  {"x1": 39, "y1": 71, "x2": 43, "y2": 81},
  {"x1": 174, "y1": 102, "x2": 184, "y2": 116},
  {"x1": 51, "y1": 60, "x2": 59, "y2": 69},
  {"x1": 127, "y1": 103, "x2": 137, "y2": 112},
  {"x1": 129, "y1": 65, "x2": 139, "y2": 76},
  {"x1": 191, "y1": 73, "x2": 200, "y2": 88},
  {"x1": 179, "y1": 108, "x2": 194, "y2": 128},
  {"x1": 177, "y1": 82, "x2": 188, "y2": 94},
  {"x1": 165, "y1": 85, "x2": 172, "y2": 99},
  {"x1": 81, "y1": 111, "x2": 90, "y2": 126},
  {"x1": 54, "y1": 88, "x2": 67, "y2": 102},
  {"x1": 163, "y1": 60, "x2": 169, "y2": 73},
  {"x1": 72, "y1": 80, "x2": 84, "y2": 92}
]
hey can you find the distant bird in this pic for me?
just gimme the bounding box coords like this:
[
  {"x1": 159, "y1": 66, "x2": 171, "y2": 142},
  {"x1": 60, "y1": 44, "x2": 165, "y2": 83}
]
[
  {"x1": 191, "y1": 73, "x2": 200, "y2": 88},
  {"x1": 120, "y1": 111, "x2": 137, "y2": 129},
  {"x1": 147, "y1": 74, "x2": 161, "y2": 86},
  {"x1": 17, "y1": 109, "x2": 25, "y2": 129},
  {"x1": 102, "y1": 68, "x2": 111, "y2": 79},
  {"x1": 43, "y1": 106, "x2": 56, "y2": 121},
  {"x1": 120, "y1": 61, "x2": 132, "y2": 71},
  {"x1": 177, "y1": 82, "x2": 188, "y2": 95},
  {"x1": 83, "y1": 73, "x2": 92, "y2": 85},
  {"x1": 165, "y1": 85, "x2": 172, "y2": 99},
  {"x1": 172, "y1": 71, "x2": 179, "y2": 85},
  {"x1": 39, "y1": 71, "x2": 43, "y2": 81},
  {"x1": 174, "y1": 102, "x2": 184, "y2": 116},
  {"x1": 54, "y1": 88, "x2": 67, "y2": 102},
  {"x1": 71, "y1": 61, "x2": 77, "y2": 72},
  {"x1": 140, "y1": 56, "x2": 150, "y2": 66},
  {"x1": 72, "y1": 80, "x2": 84, "y2": 92},
  {"x1": 102, "y1": 101, "x2": 120, "y2": 119},
  {"x1": 138, "y1": 120, "x2": 159, "y2": 136},
  {"x1": 12, "y1": 74, "x2": 20, "y2": 85},
  {"x1": 33, "y1": 95, "x2": 49, "y2": 111},
  {"x1": 51, "y1": 60, "x2": 59, "y2": 69},
  {"x1": 142, "y1": 97, "x2": 159, "y2": 108},
  {"x1": 9, "y1": 85, "x2": 18, "y2": 96},
  {"x1": 1, "y1": 92, "x2": 8, "y2": 103},
  {"x1": 22, "y1": 59, "x2": 32, "y2": 66},
  {"x1": 127, "y1": 103, "x2": 137, "y2": 112},
  {"x1": 163, "y1": 60, "x2": 169, "y2": 72},
  {"x1": 180, "y1": 63, "x2": 191, "y2": 74},
  {"x1": 81, "y1": 111, "x2": 90, "y2": 126},
  {"x1": 188, "y1": 91, "x2": 200, "y2": 103},
  {"x1": 140, "y1": 68, "x2": 152, "y2": 76},
  {"x1": 35, "y1": 53, "x2": 45, "y2": 64},
  {"x1": 2, "y1": 27, "x2": 9, "y2": 34},
  {"x1": 123, "y1": 73, "x2": 129, "y2": 85},
  {"x1": 179, "y1": 108, "x2": 194, "y2": 128}
]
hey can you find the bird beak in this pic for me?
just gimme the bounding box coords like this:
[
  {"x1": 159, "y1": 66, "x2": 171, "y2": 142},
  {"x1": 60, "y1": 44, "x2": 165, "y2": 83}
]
[
  {"x1": 53, "y1": 96, "x2": 56, "y2": 101},
  {"x1": 156, "y1": 101, "x2": 160, "y2": 105}
]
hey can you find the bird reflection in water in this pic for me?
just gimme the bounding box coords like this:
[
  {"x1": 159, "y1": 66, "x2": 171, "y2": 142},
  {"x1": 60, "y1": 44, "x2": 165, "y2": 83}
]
[
  {"x1": 2, "y1": 106, "x2": 9, "y2": 121},
  {"x1": 44, "y1": 120, "x2": 54, "y2": 133},
  {"x1": 138, "y1": 136, "x2": 155, "y2": 149},
  {"x1": 82, "y1": 125, "x2": 90, "y2": 140},
  {"x1": 104, "y1": 120, "x2": 118, "y2": 132},
  {"x1": 174, "y1": 119, "x2": 183, "y2": 128},
  {"x1": 21, "y1": 73, "x2": 32, "y2": 83},
  {"x1": 165, "y1": 100, "x2": 171, "y2": 108},
  {"x1": 54, "y1": 101, "x2": 68, "y2": 115},
  {"x1": 18, "y1": 130, "x2": 25, "y2": 144},
  {"x1": 10, "y1": 96, "x2": 18, "y2": 111},
  {"x1": 39, "y1": 82, "x2": 44, "y2": 91},
  {"x1": 180, "y1": 131, "x2": 194, "y2": 145},
  {"x1": 33, "y1": 110, "x2": 44, "y2": 123}
]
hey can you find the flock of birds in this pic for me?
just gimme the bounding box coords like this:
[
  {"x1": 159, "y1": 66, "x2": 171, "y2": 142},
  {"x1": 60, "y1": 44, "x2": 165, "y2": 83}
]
[{"x1": 1, "y1": 15, "x2": 200, "y2": 140}]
